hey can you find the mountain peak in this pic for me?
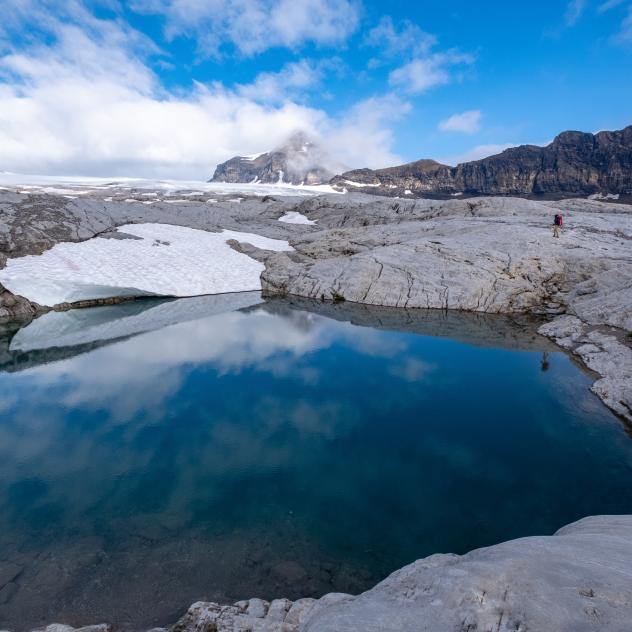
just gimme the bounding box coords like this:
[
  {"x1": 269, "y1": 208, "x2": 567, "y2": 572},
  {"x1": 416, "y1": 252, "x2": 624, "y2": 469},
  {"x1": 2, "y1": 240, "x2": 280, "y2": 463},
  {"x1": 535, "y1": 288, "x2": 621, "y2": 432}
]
[{"x1": 210, "y1": 131, "x2": 336, "y2": 185}]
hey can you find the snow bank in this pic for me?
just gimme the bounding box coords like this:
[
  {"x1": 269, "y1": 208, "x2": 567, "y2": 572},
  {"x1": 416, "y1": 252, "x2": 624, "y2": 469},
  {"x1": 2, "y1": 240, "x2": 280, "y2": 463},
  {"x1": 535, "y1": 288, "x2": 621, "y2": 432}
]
[
  {"x1": 0, "y1": 223, "x2": 293, "y2": 307},
  {"x1": 241, "y1": 153, "x2": 264, "y2": 161},
  {"x1": 278, "y1": 211, "x2": 316, "y2": 225},
  {"x1": 588, "y1": 192, "x2": 620, "y2": 201},
  {"x1": 343, "y1": 179, "x2": 381, "y2": 188}
]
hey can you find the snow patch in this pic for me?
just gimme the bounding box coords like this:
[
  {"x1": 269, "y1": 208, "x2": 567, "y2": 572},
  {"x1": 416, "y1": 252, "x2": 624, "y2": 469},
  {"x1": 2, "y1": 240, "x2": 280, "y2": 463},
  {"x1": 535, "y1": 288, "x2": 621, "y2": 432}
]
[
  {"x1": 343, "y1": 180, "x2": 381, "y2": 188},
  {"x1": 0, "y1": 223, "x2": 293, "y2": 307},
  {"x1": 588, "y1": 192, "x2": 620, "y2": 201},
  {"x1": 241, "y1": 153, "x2": 264, "y2": 161},
  {"x1": 278, "y1": 212, "x2": 316, "y2": 225}
]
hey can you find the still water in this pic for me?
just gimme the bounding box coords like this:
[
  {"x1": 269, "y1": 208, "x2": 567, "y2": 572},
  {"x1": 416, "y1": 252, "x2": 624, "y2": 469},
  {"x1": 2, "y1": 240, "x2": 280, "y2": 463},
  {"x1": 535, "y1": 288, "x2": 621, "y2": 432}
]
[{"x1": 0, "y1": 294, "x2": 631, "y2": 630}]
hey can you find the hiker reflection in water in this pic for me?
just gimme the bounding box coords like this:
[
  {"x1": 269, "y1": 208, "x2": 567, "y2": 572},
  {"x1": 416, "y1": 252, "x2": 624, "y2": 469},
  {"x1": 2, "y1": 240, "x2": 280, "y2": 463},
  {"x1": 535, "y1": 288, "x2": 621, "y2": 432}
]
[{"x1": 541, "y1": 351, "x2": 550, "y2": 372}]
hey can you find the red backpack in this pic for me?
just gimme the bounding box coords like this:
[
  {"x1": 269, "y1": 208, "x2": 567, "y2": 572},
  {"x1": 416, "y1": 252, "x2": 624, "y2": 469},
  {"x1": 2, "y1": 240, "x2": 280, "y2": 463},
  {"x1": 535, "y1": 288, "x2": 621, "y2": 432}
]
[{"x1": 554, "y1": 214, "x2": 563, "y2": 227}]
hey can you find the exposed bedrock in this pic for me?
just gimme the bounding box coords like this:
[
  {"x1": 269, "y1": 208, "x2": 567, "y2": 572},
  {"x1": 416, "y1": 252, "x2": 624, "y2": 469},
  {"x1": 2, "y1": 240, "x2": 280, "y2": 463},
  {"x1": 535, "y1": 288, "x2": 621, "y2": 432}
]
[
  {"x1": 261, "y1": 196, "x2": 631, "y2": 325},
  {"x1": 28, "y1": 515, "x2": 632, "y2": 632}
]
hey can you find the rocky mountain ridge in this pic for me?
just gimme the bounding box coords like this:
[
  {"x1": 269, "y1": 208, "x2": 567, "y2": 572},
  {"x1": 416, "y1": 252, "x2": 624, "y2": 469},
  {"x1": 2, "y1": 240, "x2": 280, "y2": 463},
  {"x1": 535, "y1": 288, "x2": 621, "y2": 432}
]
[
  {"x1": 332, "y1": 125, "x2": 632, "y2": 198},
  {"x1": 211, "y1": 125, "x2": 632, "y2": 199},
  {"x1": 210, "y1": 132, "x2": 336, "y2": 185}
]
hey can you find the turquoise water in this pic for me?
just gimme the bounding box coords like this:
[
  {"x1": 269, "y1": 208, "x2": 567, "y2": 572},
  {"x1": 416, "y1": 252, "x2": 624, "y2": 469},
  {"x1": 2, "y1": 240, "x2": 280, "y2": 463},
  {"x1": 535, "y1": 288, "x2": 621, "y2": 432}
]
[{"x1": 0, "y1": 295, "x2": 631, "y2": 630}]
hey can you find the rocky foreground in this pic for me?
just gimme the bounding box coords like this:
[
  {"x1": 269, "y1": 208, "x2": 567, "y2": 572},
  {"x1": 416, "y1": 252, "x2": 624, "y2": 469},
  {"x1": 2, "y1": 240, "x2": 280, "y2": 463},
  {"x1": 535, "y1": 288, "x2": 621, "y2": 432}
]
[
  {"x1": 0, "y1": 183, "x2": 631, "y2": 630},
  {"x1": 21, "y1": 515, "x2": 632, "y2": 632}
]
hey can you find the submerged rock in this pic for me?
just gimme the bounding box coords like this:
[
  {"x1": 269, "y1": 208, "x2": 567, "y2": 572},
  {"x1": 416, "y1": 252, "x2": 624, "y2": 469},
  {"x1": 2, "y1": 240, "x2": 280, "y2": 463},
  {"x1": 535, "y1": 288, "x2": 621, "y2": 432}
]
[
  {"x1": 300, "y1": 515, "x2": 632, "y2": 632},
  {"x1": 41, "y1": 516, "x2": 626, "y2": 632}
]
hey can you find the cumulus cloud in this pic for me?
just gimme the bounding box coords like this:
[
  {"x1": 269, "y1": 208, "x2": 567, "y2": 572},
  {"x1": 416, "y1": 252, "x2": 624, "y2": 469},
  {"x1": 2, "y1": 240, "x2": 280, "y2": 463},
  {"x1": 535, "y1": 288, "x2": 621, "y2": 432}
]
[
  {"x1": 389, "y1": 51, "x2": 474, "y2": 94},
  {"x1": 438, "y1": 110, "x2": 482, "y2": 134},
  {"x1": 131, "y1": 0, "x2": 360, "y2": 57},
  {"x1": 366, "y1": 17, "x2": 474, "y2": 96},
  {"x1": 0, "y1": 2, "x2": 404, "y2": 178},
  {"x1": 323, "y1": 94, "x2": 411, "y2": 169},
  {"x1": 236, "y1": 58, "x2": 343, "y2": 104},
  {"x1": 364, "y1": 16, "x2": 436, "y2": 63}
]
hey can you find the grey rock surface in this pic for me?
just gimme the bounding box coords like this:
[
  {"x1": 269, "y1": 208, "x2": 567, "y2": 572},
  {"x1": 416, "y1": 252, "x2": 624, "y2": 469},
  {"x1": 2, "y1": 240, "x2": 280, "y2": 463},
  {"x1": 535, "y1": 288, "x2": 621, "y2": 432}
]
[{"x1": 0, "y1": 283, "x2": 44, "y2": 321}]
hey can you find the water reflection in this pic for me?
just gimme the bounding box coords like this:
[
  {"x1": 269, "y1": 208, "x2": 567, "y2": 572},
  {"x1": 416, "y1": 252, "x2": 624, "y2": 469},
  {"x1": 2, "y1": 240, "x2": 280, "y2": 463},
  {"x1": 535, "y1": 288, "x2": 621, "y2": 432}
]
[{"x1": 0, "y1": 297, "x2": 631, "y2": 631}]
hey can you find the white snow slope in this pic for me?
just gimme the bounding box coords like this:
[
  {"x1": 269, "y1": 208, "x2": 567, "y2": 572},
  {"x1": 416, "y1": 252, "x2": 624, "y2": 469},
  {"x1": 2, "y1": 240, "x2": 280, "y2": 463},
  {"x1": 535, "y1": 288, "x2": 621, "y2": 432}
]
[
  {"x1": 0, "y1": 223, "x2": 293, "y2": 307},
  {"x1": 278, "y1": 211, "x2": 316, "y2": 225}
]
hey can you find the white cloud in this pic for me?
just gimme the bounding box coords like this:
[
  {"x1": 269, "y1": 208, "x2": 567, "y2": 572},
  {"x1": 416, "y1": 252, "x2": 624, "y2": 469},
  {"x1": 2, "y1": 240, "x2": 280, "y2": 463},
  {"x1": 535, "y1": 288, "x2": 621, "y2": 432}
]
[
  {"x1": 440, "y1": 143, "x2": 518, "y2": 166},
  {"x1": 365, "y1": 16, "x2": 474, "y2": 96},
  {"x1": 565, "y1": 0, "x2": 588, "y2": 26},
  {"x1": 597, "y1": 0, "x2": 625, "y2": 12},
  {"x1": 131, "y1": 0, "x2": 360, "y2": 57},
  {"x1": 389, "y1": 51, "x2": 474, "y2": 95},
  {"x1": 236, "y1": 58, "x2": 342, "y2": 104},
  {"x1": 616, "y1": 4, "x2": 632, "y2": 41},
  {"x1": 323, "y1": 94, "x2": 411, "y2": 169},
  {"x1": 438, "y1": 110, "x2": 481, "y2": 134},
  {"x1": 364, "y1": 16, "x2": 436, "y2": 60},
  {"x1": 0, "y1": 3, "x2": 403, "y2": 178}
]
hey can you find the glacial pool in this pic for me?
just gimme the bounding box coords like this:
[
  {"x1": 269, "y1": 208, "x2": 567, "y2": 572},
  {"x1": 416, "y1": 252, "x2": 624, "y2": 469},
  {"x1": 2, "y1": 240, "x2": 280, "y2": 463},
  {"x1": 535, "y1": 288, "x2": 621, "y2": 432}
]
[{"x1": 0, "y1": 293, "x2": 631, "y2": 630}]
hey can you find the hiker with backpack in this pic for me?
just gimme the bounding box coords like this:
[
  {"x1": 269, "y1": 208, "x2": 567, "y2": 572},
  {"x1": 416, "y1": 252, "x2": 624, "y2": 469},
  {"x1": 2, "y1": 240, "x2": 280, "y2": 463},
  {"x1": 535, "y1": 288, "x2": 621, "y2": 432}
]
[{"x1": 553, "y1": 213, "x2": 563, "y2": 238}]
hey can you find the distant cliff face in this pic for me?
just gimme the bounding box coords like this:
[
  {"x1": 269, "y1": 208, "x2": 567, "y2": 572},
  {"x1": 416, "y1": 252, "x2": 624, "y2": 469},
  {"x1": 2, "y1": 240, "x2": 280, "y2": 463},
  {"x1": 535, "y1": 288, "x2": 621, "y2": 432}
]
[
  {"x1": 331, "y1": 125, "x2": 632, "y2": 198},
  {"x1": 210, "y1": 132, "x2": 335, "y2": 185}
]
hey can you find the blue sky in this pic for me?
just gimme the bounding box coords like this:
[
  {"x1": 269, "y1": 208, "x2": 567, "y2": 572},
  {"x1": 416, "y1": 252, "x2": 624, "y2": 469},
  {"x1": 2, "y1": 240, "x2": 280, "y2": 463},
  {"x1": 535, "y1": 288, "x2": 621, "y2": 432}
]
[{"x1": 0, "y1": 0, "x2": 631, "y2": 178}]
